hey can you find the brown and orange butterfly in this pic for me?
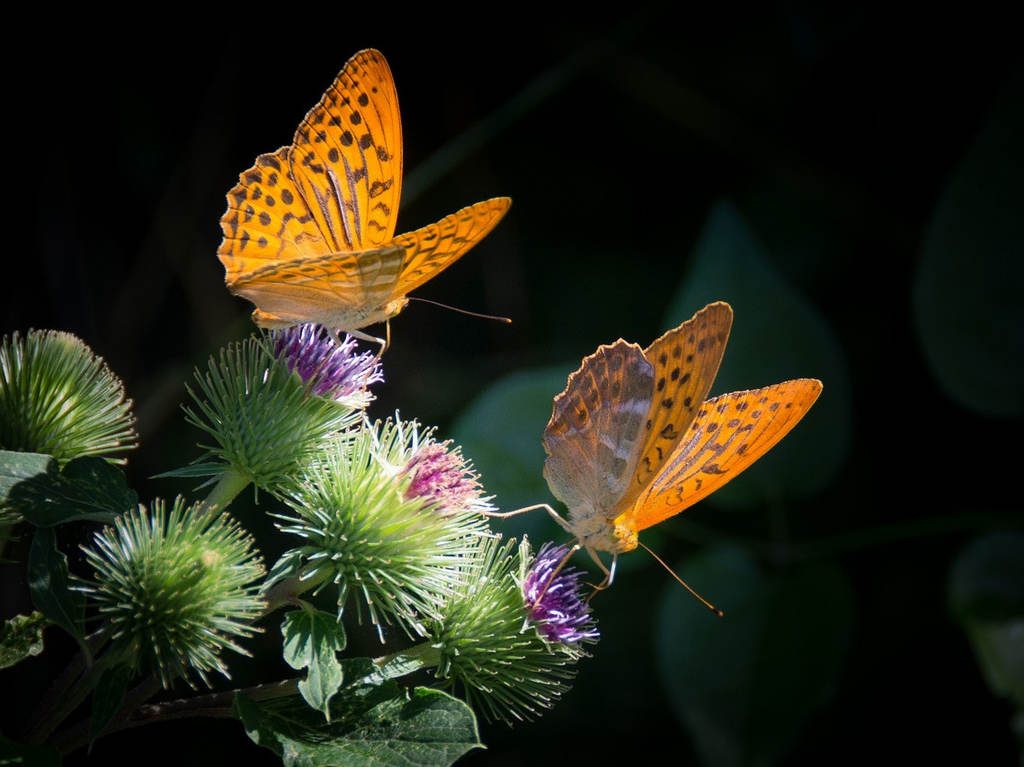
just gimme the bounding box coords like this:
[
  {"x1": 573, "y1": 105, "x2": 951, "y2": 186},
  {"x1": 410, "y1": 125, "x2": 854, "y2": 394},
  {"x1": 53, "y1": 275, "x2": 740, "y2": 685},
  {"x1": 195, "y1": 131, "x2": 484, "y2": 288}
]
[
  {"x1": 218, "y1": 49, "x2": 510, "y2": 347},
  {"x1": 514, "y1": 301, "x2": 821, "y2": 603}
]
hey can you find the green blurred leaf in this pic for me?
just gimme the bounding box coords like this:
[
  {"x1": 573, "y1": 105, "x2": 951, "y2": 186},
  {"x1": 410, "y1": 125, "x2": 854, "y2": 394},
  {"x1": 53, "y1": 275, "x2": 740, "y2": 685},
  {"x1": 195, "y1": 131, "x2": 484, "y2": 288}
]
[
  {"x1": 913, "y1": 77, "x2": 1024, "y2": 418},
  {"x1": 0, "y1": 734, "x2": 61, "y2": 766},
  {"x1": 1, "y1": 453, "x2": 135, "y2": 527},
  {"x1": 0, "y1": 611, "x2": 46, "y2": 669},
  {"x1": 28, "y1": 527, "x2": 88, "y2": 659},
  {"x1": 664, "y1": 201, "x2": 851, "y2": 508},
  {"x1": 90, "y1": 665, "x2": 131, "y2": 743},
  {"x1": 950, "y1": 533, "x2": 1024, "y2": 707},
  {"x1": 151, "y1": 462, "x2": 229, "y2": 479},
  {"x1": 282, "y1": 608, "x2": 348, "y2": 720},
  {"x1": 235, "y1": 680, "x2": 481, "y2": 766},
  {"x1": 451, "y1": 367, "x2": 569, "y2": 543},
  {"x1": 656, "y1": 546, "x2": 854, "y2": 767}
]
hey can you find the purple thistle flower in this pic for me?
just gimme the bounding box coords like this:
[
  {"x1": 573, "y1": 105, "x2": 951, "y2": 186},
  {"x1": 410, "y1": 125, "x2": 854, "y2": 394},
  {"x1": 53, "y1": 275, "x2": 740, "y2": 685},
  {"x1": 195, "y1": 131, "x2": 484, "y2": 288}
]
[
  {"x1": 522, "y1": 543, "x2": 599, "y2": 646},
  {"x1": 402, "y1": 441, "x2": 495, "y2": 516},
  {"x1": 273, "y1": 324, "x2": 383, "y2": 407}
]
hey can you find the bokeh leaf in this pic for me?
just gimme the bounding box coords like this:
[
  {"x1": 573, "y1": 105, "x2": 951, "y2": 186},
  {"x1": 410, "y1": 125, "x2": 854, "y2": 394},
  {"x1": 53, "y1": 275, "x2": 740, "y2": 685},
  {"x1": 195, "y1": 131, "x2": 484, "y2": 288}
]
[
  {"x1": 656, "y1": 546, "x2": 854, "y2": 767},
  {"x1": 451, "y1": 367, "x2": 569, "y2": 543},
  {"x1": 913, "y1": 77, "x2": 1024, "y2": 418},
  {"x1": 0, "y1": 734, "x2": 61, "y2": 767},
  {"x1": 235, "y1": 678, "x2": 481, "y2": 766},
  {"x1": 949, "y1": 533, "x2": 1024, "y2": 706},
  {"x1": 90, "y1": 665, "x2": 132, "y2": 743},
  {"x1": 664, "y1": 201, "x2": 851, "y2": 508},
  {"x1": 282, "y1": 607, "x2": 348, "y2": 720},
  {"x1": 0, "y1": 611, "x2": 46, "y2": 670}
]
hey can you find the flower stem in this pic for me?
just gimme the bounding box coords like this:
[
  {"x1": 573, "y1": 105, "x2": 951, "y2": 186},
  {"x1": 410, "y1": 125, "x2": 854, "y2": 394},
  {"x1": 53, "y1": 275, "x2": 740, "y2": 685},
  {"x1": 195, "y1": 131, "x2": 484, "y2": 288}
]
[{"x1": 197, "y1": 467, "x2": 250, "y2": 517}]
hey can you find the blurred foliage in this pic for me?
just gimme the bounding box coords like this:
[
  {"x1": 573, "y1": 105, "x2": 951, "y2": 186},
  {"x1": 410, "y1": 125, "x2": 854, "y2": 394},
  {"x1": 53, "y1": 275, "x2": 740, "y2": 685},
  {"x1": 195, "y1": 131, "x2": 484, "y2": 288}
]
[{"x1": 913, "y1": 76, "x2": 1024, "y2": 418}]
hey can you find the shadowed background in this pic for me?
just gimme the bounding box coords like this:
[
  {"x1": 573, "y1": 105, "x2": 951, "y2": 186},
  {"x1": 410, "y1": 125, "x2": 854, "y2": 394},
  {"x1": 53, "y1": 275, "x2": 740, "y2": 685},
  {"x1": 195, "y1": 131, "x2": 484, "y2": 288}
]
[{"x1": 3, "y1": 6, "x2": 1022, "y2": 765}]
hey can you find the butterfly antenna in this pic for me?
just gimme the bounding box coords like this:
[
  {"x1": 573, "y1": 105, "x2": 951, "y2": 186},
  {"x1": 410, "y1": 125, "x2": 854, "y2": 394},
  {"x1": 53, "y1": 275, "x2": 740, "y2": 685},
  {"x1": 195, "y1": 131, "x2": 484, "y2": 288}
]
[
  {"x1": 530, "y1": 543, "x2": 582, "y2": 610},
  {"x1": 638, "y1": 541, "x2": 724, "y2": 617},
  {"x1": 408, "y1": 296, "x2": 512, "y2": 324}
]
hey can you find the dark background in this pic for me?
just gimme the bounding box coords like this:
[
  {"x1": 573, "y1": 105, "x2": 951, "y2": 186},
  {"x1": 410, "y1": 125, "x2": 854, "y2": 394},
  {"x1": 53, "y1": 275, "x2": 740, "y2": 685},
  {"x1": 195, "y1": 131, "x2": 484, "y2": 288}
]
[{"x1": 3, "y1": 6, "x2": 1021, "y2": 766}]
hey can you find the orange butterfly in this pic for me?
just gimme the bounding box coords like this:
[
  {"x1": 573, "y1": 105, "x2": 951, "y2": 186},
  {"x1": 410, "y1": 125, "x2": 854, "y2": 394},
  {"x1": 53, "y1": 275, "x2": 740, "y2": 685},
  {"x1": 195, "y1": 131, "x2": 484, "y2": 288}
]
[
  {"x1": 218, "y1": 49, "x2": 510, "y2": 347},
  {"x1": 531, "y1": 301, "x2": 821, "y2": 597}
]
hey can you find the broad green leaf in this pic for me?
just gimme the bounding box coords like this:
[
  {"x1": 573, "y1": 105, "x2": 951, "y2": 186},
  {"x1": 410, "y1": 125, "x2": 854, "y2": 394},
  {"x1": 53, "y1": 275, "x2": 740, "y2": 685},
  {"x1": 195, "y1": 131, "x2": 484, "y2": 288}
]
[
  {"x1": 451, "y1": 367, "x2": 569, "y2": 543},
  {"x1": 664, "y1": 201, "x2": 851, "y2": 508},
  {"x1": 0, "y1": 734, "x2": 61, "y2": 766},
  {"x1": 656, "y1": 546, "x2": 854, "y2": 767},
  {"x1": 950, "y1": 533, "x2": 1024, "y2": 706},
  {"x1": 0, "y1": 611, "x2": 46, "y2": 669},
  {"x1": 282, "y1": 608, "x2": 347, "y2": 720},
  {"x1": 1, "y1": 454, "x2": 136, "y2": 527},
  {"x1": 28, "y1": 527, "x2": 88, "y2": 659},
  {"x1": 0, "y1": 451, "x2": 55, "y2": 499},
  {"x1": 90, "y1": 665, "x2": 132, "y2": 743},
  {"x1": 913, "y1": 77, "x2": 1024, "y2": 417},
  {"x1": 235, "y1": 680, "x2": 481, "y2": 766}
]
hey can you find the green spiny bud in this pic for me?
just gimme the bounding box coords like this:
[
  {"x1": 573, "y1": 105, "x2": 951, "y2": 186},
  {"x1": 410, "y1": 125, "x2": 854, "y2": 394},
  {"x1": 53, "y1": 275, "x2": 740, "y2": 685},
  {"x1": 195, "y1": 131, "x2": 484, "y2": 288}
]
[{"x1": 79, "y1": 497, "x2": 265, "y2": 687}]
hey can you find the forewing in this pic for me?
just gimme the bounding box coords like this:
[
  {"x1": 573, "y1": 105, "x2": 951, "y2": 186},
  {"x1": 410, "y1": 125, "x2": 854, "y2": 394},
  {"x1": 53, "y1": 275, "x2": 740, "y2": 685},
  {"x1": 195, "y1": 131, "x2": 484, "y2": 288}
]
[
  {"x1": 543, "y1": 341, "x2": 654, "y2": 517},
  {"x1": 626, "y1": 379, "x2": 822, "y2": 531},
  {"x1": 388, "y1": 197, "x2": 511, "y2": 299},
  {"x1": 219, "y1": 149, "x2": 330, "y2": 285},
  {"x1": 289, "y1": 49, "x2": 402, "y2": 252},
  {"x1": 626, "y1": 302, "x2": 733, "y2": 505}
]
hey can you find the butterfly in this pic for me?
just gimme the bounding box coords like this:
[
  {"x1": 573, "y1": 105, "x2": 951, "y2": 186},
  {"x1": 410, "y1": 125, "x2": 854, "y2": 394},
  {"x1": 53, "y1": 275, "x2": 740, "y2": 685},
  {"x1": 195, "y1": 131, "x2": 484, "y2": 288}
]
[
  {"x1": 217, "y1": 49, "x2": 511, "y2": 347},
  {"x1": 539, "y1": 301, "x2": 822, "y2": 591}
]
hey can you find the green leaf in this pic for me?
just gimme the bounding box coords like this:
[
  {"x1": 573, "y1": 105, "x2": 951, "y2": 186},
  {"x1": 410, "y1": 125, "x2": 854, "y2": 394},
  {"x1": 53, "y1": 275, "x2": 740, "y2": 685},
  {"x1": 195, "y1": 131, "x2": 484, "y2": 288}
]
[
  {"x1": 282, "y1": 608, "x2": 347, "y2": 720},
  {"x1": 0, "y1": 734, "x2": 61, "y2": 766},
  {"x1": 0, "y1": 611, "x2": 46, "y2": 669},
  {"x1": 235, "y1": 679, "x2": 481, "y2": 766},
  {"x1": 89, "y1": 664, "x2": 132, "y2": 743},
  {"x1": 950, "y1": 533, "x2": 1024, "y2": 706},
  {"x1": 450, "y1": 366, "x2": 569, "y2": 542},
  {"x1": 664, "y1": 201, "x2": 851, "y2": 508},
  {"x1": 913, "y1": 76, "x2": 1024, "y2": 417},
  {"x1": 28, "y1": 527, "x2": 88, "y2": 659},
  {"x1": 1, "y1": 453, "x2": 136, "y2": 527},
  {"x1": 656, "y1": 546, "x2": 854, "y2": 767}
]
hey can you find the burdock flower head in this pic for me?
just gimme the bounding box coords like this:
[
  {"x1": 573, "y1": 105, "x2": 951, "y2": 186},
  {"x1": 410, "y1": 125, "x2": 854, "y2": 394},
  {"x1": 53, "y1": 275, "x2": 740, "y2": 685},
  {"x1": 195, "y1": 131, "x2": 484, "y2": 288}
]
[
  {"x1": 273, "y1": 324, "x2": 383, "y2": 408},
  {"x1": 79, "y1": 497, "x2": 265, "y2": 688},
  {"x1": 428, "y1": 537, "x2": 596, "y2": 724},
  {"x1": 268, "y1": 420, "x2": 489, "y2": 639},
  {"x1": 0, "y1": 329, "x2": 136, "y2": 463},
  {"x1": 522, "y1": 543, "x2": 599, "y2": 646},
  {"x1": 184, "y1": 336, "x2": 362, "y2": 492},
  {"x1": 377, "y1": 417, "x2": 496, "y2": 517}
]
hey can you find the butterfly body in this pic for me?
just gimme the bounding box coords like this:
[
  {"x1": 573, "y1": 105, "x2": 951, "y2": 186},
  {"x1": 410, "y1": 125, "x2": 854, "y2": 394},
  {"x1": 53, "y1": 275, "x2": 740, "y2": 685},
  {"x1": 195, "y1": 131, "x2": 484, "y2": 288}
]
[
  {"x1": 541, "y1": 302, "x2": 822, "y2": 575},
  {"x1": 218, "y1": 50, "x2": 510, "y2": 338}
]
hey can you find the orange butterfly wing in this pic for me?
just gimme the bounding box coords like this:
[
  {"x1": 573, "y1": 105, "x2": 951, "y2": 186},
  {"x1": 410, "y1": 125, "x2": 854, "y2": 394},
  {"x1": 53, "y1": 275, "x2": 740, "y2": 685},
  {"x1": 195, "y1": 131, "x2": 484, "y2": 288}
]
[
  {"x1": 288, "y1": 49, "x2": 402, "y2": 251},
  {"x1": 389, "y1": 198, "x2": 511, "y2": 299},
  {"x1": 623, "y1": 302, "x2": 733, "y2": 509},
  {"x1": 623, "y1": 379, "x2": 823, "y2": 532}
]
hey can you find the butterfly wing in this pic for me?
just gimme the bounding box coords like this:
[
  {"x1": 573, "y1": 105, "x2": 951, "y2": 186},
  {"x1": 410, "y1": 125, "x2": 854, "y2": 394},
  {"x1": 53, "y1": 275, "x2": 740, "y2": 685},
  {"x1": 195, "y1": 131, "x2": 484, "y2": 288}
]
[
  {"x1": 622, "y1": 302, "x2": 733, "y2": 509},
  {"x1": 219, "y1": 148, "x2": 331, "y2": 286},
  {"x1": 389, "y1": 197, "x2": 511, "y2": 299},
  {"x1": 543, "y1": 341, "x2": 653, "y2": 517},
  {"x1": 623, "y1": 379, "x2": 822, "y2": 532},
  {"x1": 288, "y1": 48, "x2": 402, "y2": 252}
]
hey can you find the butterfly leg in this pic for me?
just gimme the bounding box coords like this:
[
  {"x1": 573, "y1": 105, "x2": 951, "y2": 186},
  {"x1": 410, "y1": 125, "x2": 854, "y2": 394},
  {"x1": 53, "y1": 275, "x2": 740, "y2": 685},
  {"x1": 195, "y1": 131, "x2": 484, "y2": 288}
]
[
  {"x1": 345, "y1": 327, "x2": 388, "y2": 356},
  {"x1": 584, "y1": 550, "x2": 618, "y2": 601},
  {"x1": 480, "y1": 503, "x2": 571, "y2": 532},
  {"x1": 528, "y1": 542, "x2": 582, "y2": 609}
]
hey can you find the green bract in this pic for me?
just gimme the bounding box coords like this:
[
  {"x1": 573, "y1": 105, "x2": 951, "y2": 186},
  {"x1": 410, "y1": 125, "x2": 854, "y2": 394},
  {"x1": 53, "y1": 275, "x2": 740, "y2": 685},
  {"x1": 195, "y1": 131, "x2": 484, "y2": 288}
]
[
  {"x1": 184, "y1": 336, "x2": 361, "y2": 492},
  {"x1": 429, "y1": 537, "x2": 582, "y2": 724},
  {"x1": 0, "y1": 330, "x2": 137, "y2": 463},
  {"x1": 79, "y1": 497, "x2": 265, "y2": 687},
  {"x1": 269, "y1": 420, "x2": 489, "y2": 639}
]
